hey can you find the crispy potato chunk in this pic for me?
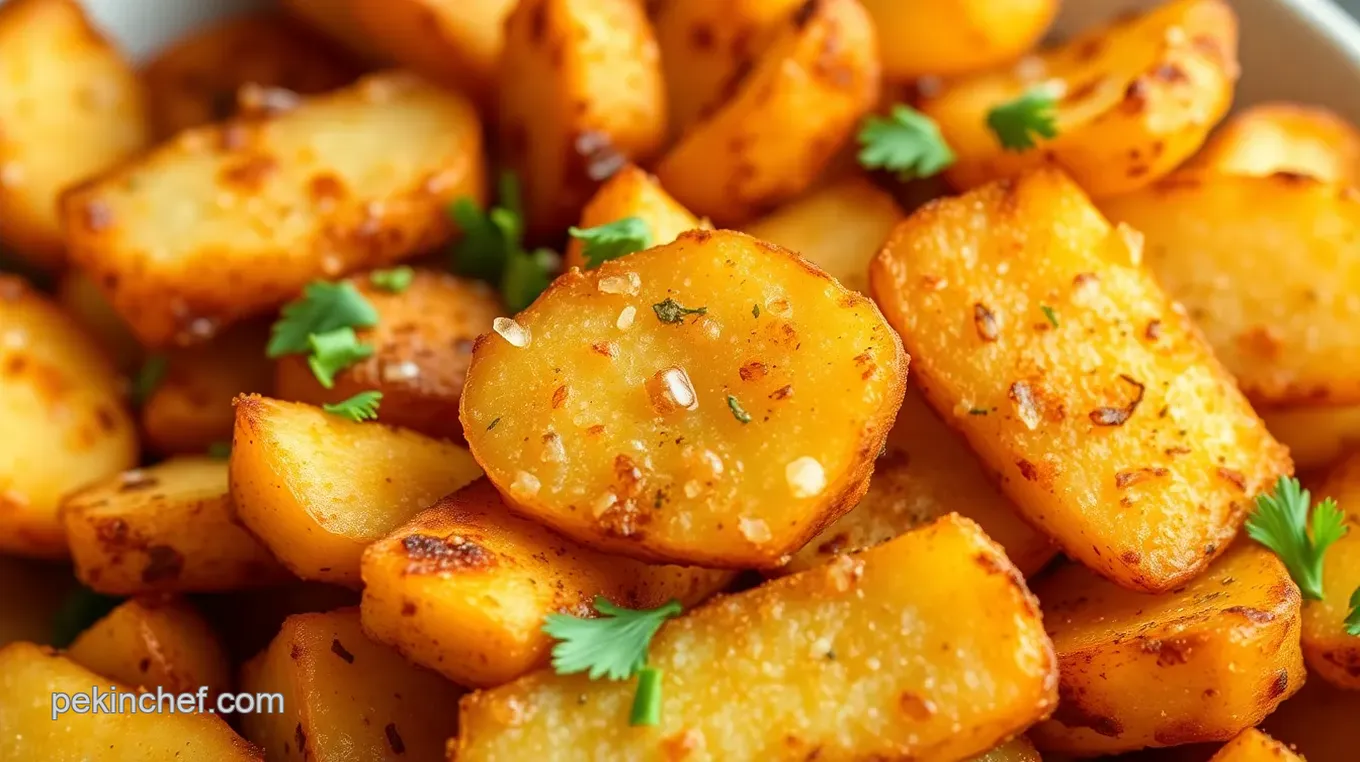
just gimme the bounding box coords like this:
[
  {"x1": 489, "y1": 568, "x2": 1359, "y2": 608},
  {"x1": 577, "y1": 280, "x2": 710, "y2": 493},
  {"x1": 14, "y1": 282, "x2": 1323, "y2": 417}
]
[
  {"x1": 1261, "y1": 405, "x2": 1360, "y2": 472},
  {"x1": 67, "y1": 597, "x2": 230, "y2": 698},
  {"x1": 0, "y1": 277, "x2": 138, "y2": 558},
  {"x1": 361, "y1": 480, "x2": 733, "y2": 688},
  {"x1": 230, "y1": 395, "x2": 483, "y2": 585},
  {"x1": 656, "y1": 0, "x2": 879, "y2": 226},
  {"x1": 1191, "y1": 103, "x2": 1360, "y2": 185},
  {"x1": 871, "y1": 170, "x2": 1291, "y2": 592},
  {"x1": 0, "y1": 643, "x2": 261, "y2": 760},
  {"x1": 1259, "y1": 676, "x2": 1359, "y2": 762},
  {"x1": 498, "y1": 0, "x2": 666, "y2": 239},
  {"x1": 63, "y1": 457, "x2": 288, "y2": 595},
  {"x1": 1030, "y1": 546, "x2": 1304, "y2": 755},
  {"x1": 239, "y1": 608, "x2": 461, "y2": 762},
  {"x1": 352, "y1": 0, "x2": 515, "y2": 103},
  {"x1": 62, "y1": 71, "x2": 484, "y2": 348},
  {"x1": 1298, "y1": 453, "x2": 1360, "y2": 688},
  {"x1": 55, "y1": 271, "x2": 141, "y2": 374},
  {"x1": 453, "y1": 515, "x2": 1056, "y2": 760},
  {"x1": 861, "y1": 0, "x2": 1057, "y2": 80},
  {"x1": 562, "y1": 165, "x2": 701, "y2": 270},
  {"x1": 1208, "y1": 729, "x2": 1303, "y2": 762},
  {"x1": 275, "y1": 270, "x2": 501, "y2": 441},
  {"x1": 973, "y1": 737, "x2": 1043, "y2": 762},
  {"x1": 0, "y1": 0, "x2": 147, "y2": 269},
  {"x1": 922, "y1": 0, "x2": 1238, "y2": 198},
  {"x1": 461, "y1": 230, "x2": 906, "y2": 567}
]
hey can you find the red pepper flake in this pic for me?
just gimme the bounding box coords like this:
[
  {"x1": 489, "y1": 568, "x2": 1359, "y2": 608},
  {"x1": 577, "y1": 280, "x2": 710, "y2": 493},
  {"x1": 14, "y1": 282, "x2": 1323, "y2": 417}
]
[
  {"x1": 973, "y1": 303, "x2": 999, "y2": 342},
  {"x1": 1165, "y1": 446, "x2": 1192, "y2": 456},
  {"x1": 1115, "y1": 467, "x2": 1169, "y2": 488},
  {"x1": 1217, "y1": 467, "x2": 1246, "y2": 491},
  {"x1": 769, "y1": 385, "x2": 794, "y2": 401},
  {"x1": 1089, "y1": 375, "x2": 1145, "y2": 426},
  {"x1": 551, "y1": 385, "x2": 569, "y2": 409},
  {"x1": 1145, "y1": 319, "x2": 1163, "y2": 341}
]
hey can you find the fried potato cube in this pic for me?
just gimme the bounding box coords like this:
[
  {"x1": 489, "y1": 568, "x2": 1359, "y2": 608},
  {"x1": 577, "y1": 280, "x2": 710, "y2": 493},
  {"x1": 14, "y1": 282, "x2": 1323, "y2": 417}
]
[
  {"x1": 1208, "y1": 729, "x2": 1304, "y2": 762},
  {"x1": 861, "y1": 0, "x2": 1057, "y2": 80},
  {"x1": 1191, "y1": 102, "x2": 1360, "y2": 185},
  {"x1": 0, "y1": 0, "x2": 147, "y2": 269},
  {"x1": 62, "y1": 71, "x2": 484, "y2": 348},
  {"x1": 1296, "y1": 453, "x2": 1360, "y2": 688},
  {"x1": 66, "y1": 597, "x2": 230, "y2": 698},
  {"x1": 1261, "y1": 405, "x2": 1360, "y2": 471},
  {"x1": 870, "y1": 169, "x2": 1290, "y2": 592},
  {"x1": 352, "y1": 0, "x2": 515, "y2": 104},
  {"x1": 561, "y1": 165, "x2": 701, "y2": 270},
  {"x1": 1260, "y1": 675, "x2": 1360, "y2": 762},
  {"x1": 921, "y1": 0, "x2": 1238, "y2": 198},
  {"x1": 230, "y1": 395, "x2": 483, "y2": 585},
  {"x1": 55, "y1": 270, "x2": 141, "y2": 374},
  {"x1": 62, "y1": 456, "x2": 288, "y2": 595},
  {"x1": 452, "y1": 515, "x2": 1057, "y2": 760},
  {"x1": 1029, "y1": 545, "x2": 1304, "y2": 755},
  {"x1": 240, "y1": 608, "x2": 462, "y2": 762},
  {"x1": 461, "y1": 229, "x2": 906, "y2": 567}
]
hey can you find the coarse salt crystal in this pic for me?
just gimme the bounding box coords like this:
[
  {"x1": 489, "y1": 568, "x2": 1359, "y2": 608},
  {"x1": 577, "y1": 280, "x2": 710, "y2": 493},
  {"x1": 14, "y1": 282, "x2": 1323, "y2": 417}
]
[
  {"x1": 591, "y1": 492, "x2": 617, "y2": 517},
  {"x1": 786, "y1": 457, "x2": 826, "y2": 497},
  {"x1": 616, "y1": 305, "x2": 636, "y2": 330},
  {"x1": 739, "y1": 517, "x2": 772, "y2": 543},
  {"x1": 493, "y1": 317, "x2": 531, "y2": 347},
  {"x1": 597, "y1": 272, "x2": 641, "y2": 295},
  {"x1": 648, "y1": 366, "x2": 698, "y2": 413},
  {"x1": 541, "y1": 432, "x2": 565, "y2": 463},
  {"x1": 382, "y1": 361, "x2": 420, "y2": 382},
  {"x1": 511, "y1": 471, "x2": 540, "y2": 496}
]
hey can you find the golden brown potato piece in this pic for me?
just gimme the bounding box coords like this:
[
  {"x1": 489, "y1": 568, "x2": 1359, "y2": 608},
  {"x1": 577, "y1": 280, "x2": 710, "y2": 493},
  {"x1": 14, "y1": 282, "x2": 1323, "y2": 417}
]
[
  {"x1": 230, "y1": 395, "x2": 483, "y2": 585},
  {"x1": 274, "y1": 269, "x2": 501, "y2": 441},
  {"x1": 279, "y1": 0, "x2": 389, "y2": 61},
  {"x1": 461, "y1": 230, "x2": 906, "y2": 567},
  {"x1": 870, "y1": 170, "x2": 1291, "y2": 592},
  {"x1": 1030, "y1": 546, "x2": 1304, "y2": 755},
  {"x1": 656, "y1": 0, "x2": 879, "y2": 226},
  {"x1": 361, "y1": 480, "x2": 733, "y2": 688},
  {"x1": 862, "y1": 0, "x2": 1057, "y2": 80},
  {"x1": 1261, "y1": 405, "x2": 1360, "y2": 472},
  {"x1": 498, "y1": 0, "x2": 666, "y2": 239},
  {"x1": 62, "y1": 457, "x2": 289, "y2": 595},
  {"x1": 1191, "y1": 103, "x2": 1360, "y2": 185},
  {"x1": 0, "y1": 642, "x2": 262, "y2": 760},
  {"x1": 1207, "y1": 729, "x2": 1303, "y2": 762},
  {"x1": 922, "y1": 0, "x2": 1239, "y2": 198},
  {"x1": 1297, "y1": 453, "x2": 1360, "y2": 688},
  {"x1": 239, "y1": 608, "x2": 462, "y2": 762},
  {"x1": 0, "y1": 276, "x2": 138, "y2": 559},
  {"x1": 453, "y1": 515, "x2": 1056, "y2": 760},
  {"x1": 141, "y1": 12, "x2": 361, "y2": 139},
  {"x1": 0, "y1": 0, "x2": 147, "y2": 269},
  {"x1": 352, "y1": 0, "x2": 515, "y2": 103},
  {"x1": 561, "y1": 165, "x2": 701, "y2": 270},
  {"x1": 67, "y1": 597, "x2": 231, "y2": 698},
  {"x1": 55, "y1": 270, "x2": 141, "y2": 374},
  {"x1": 1259, "y1": 677, "x2": 1360, "y2": 762},
  {"x1": 62, "y1": 71, "x2": 484, "y2": 348},
  {"x1": 973, "y1": 737, "x2": 1043, "y2": 762}
]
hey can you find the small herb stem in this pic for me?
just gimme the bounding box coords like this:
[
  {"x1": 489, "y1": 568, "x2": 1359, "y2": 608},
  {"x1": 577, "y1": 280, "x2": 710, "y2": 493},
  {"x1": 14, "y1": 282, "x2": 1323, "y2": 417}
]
[{"x1": 629, "y1": 666, "x2": 663, "y2": 726}]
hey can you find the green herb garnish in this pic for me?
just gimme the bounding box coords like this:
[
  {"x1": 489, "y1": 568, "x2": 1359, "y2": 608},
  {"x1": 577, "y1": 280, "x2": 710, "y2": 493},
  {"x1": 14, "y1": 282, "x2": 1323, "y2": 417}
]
[
  {"x1": 857, "y1": 104, "x2": 955, "y2": 181},
  {"x1": 1041, "y1": 305, "x2": 1059, "y2": 328},
  {"x1": 1346, "y1": 587, "x2": 1360, "y2": 637},
  {"x1": 569, "y1": 217, "x2": 652, "y2": 269},
  {"x1": 322, "y1": 391, "x2": 383, "y2": 422},
  {"x1": 307, "y1": 327, "x2": 374, "y2": 389},
  {"x1": 370, "y1": 266, "x2": 415, "y2": 293},
  {"x1": 727, "y1": 395, "x2": 752, "y2": 424},
  {"x1": 652, "y1": 298, "x2": 707, "y2": 324},
  {"x1": 267, "y1": 281, "x2": 378, "y2": 358},
  {"x1": 1246, "y1": 476, "x2": 1346, "y2": 601},
  {"x1": 987, "y1": 90, "x2": 1059, "y2": 152},
  {"x1": 131, "y1": 354, "x2": 169, "y2": 406},
  {"x1": 450, "y1": 172, "x2": 558, "y2": 312}
]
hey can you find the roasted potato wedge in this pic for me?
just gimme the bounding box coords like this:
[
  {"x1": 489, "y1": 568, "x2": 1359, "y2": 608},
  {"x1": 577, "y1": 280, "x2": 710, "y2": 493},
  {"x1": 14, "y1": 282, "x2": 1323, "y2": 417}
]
[
  {"x1": 0, "y1": 276, "x2": 139, "y2": 558},
  {"x1": 1261, "y1": 405, "x2": 1360, "y2": 472},
  {"x1": 1259, "y1": 676, "x2": 1360, "y2": 762},
  {"x1": 230, "y1": 395, "x2": 483, "y2": 585},
  {"x1": 1208, "y1": 729, "x2": 1303, "y2": 762},
  {"x1": 453, "y1": 515, "x2": 1056, "y2": 760},
  {"x1": 62, "y1": 457, "x2": 288, "y2": 595},
  {"x1": 1191, "y1": 102, "x2": 1360, "y2": 185},
  {"x1": 239, "y1": 608, "x2": 462, "y2": 762},
  {"x1": 656, "y1": 0, "x2": 879, "y2": 226},
  {"x1": 861, "y1": 0, "x2": 1057, "y2": 80},
  {"x1": 274, "y1": 269, "x2": 500, "y2": 441},
  {"x1": 0, "y1": 0, "x2": 148, "y2": 269},
  {"x1": 1298, "y1": 452, "x2": 1360, "y2": 688},
  {"x1": 351, "y1": 0, "x2": 515, "y2": 103},
  {"x1": 62, "y1": 71, "x2": 485, "y2": 348},
  {"x1": 922, "y1": 0, "x2": 1239, "y2": 198},
  {"x1": 55, "y1": 270, "x2": 141, "y2": 374},
  {"x1": 278, "y1": 0, "x2": 388, "y2": 61},
  {"x1": 67, "y1": 597, "x2": 231, "y2": 698},
  {"x1": 1030, "y1": 546, "x2": 1304, "y2": 755},
  {"x1": 870, "y1": 170, "x2": 1290, "y2": 592},
  {"x1": 498, "y1": 0, "x2": 666, "y2": 239},
  {"x1": 461, "y1": 230, "x2": 906, "y2": 567},
  {"x1": 561, "y1": 165, "x2": 701, "y2": 270},
  {"x1": 360, "y1": 479, "x2": 733, "y2": 688}
]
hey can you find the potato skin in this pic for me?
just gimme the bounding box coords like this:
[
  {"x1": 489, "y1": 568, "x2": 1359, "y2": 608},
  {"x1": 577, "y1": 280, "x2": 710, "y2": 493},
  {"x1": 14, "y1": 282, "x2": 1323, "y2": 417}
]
[
  {"x1": 863, "y1": 0, "x2": 1057, "y2": 80},
  {"x1": 352, "y1": 0, "x2": 515, "y2": 104},
  {"x1": 922, "y1": 0, "x2": 1238, "y2": 198},
  {"x1": 274, "y1": 270, "x2": 500, "y2": 442},
  {"x1": 870, "y1": 170, "x2": 1291, "y2": 592},
  {"x1": 0, "y1": 0, "x2": 148, "y2": 269},
  {"x1": 62, "y1": 71, "x2": 485, "y2": 348},
  {"x1": 461, "y1": 229, "x2": 906, "y2": 568},
  {"x1": 1297, "y1": 453, "x2": 1360, "y2": 689},
  {"x1": 561, "y1": 165, "x2": 701, "y2": 270},
  {"x1": 1208, "y1": 729, "x2": 1304, "y2": 762},
  {"x1": 1191, "y1": 102, "x2": 1360, "y2": 185},
  {"x1": 453, "y1": 515, "x2": 1057, "y2": 761},
  {"x1": 66, "y1": 597, "x2": 231, "y2": 698},
  {"x1": 656, "y1": 0, "x2": 880, "y2": 226}
]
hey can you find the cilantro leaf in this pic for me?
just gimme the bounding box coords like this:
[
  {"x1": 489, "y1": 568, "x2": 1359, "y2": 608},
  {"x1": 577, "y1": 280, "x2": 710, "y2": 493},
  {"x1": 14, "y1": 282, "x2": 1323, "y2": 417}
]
[
  {"x1": 569, "y1": 217, "x2": 653, "y2": 269},
  {"x1": 652, "y1": 298, "x2": 707, "y2": 324},
  {"x1": 322, "y1": 391, "x2": 383, "y2": 422},
  {"x1": 370, "y1": 266, "x2": 414, "y2": 293},
  {"x1": 1246, "y1": 475, "x2": 1347, "y2": 600},
  {"x1": 1347, "y1": 586, "x2": 1360, "y2": 637},
  {"x1": 503, "y1": 248, "x2": 559, "y2": 312},
  {"x1": 857, "y1": 104, "x2": 955, "y2": 181},
  {"x1": 450, "y1": 172, "x2": 556, "y2": 311},
  {"x1": 131, "y1": 354, "x2": 169, "y2": 406},
  {"x1": 1041, "y1": 305, "x2": 1059, "y2": 328},
  {"x1": 268, "y1": 281, "x2": 379, "y2": 358},
  {"x1": 307, "y1": 327, "x2": 374, "y2": 389},
  {"x1": 206, "y1": 441, "x2": 232, "y2": 459},
  {"x1": 727, "y1": 395, "x2": 752, "y2": 424},
  {"x1": 987, "y1": 90, "x2": 1059, "y2": 152}
]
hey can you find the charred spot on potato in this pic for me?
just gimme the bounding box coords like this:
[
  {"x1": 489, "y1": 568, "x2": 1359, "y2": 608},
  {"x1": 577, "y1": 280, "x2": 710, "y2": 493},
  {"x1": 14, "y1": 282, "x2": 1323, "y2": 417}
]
[
  {"x1": 1088, "y1": 375, "x2": 1145, "y2": 427},
  {"x1": 401, "y1": 533, "x2": 493, "y2": 573},
  {"x1": 1052, "y1": 683, "x2": 1124, "y2": 737},
  {"x1": 140, "y1": 544, "x2": 184, "y2": 583},
  {"x1": 384, "y1": 723, "x2": 405, "y2": 754},
  {"x1": 973, "y1": 303, "x2": 999, "y2": 342},
  {"x1": 1115, "y1": 467, "x2": 1168, "y2": 488},
  {"x1": 331, "y1": 638, "x2": 355, "y2": 664},
  {"x1": 1216, "y1": 467, "x2": 1247, "y2": 491},
  {"x1": 1222, "y1": 605, "x2": 1275, "y2": 623}
]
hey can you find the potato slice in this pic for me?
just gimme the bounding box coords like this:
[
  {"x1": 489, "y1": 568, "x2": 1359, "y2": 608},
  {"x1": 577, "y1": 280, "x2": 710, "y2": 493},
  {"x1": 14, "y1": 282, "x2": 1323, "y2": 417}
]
[
  {"x1": 352, "y1": 0, "x2": 515, "y2": 103},
  {"x1": 62, "y1": 71, "x2": 484, "y2": 348},
  {"x1": 921, "y1": 0, "x2": 1238, "y2": 198},
  {"x1": 973, "y1": 737, "x2": 1043, "y2": 762},
  {"x1": 872, "y1": 170, "x2": 1291, "y2": 592},
  {"x1": 0, "y1": 0, "x2": 147, "y2": 269},
  {"x1": 1029, "y1": 545, "x2": 1304, "y2": 755},
  {"x1": 1296, "y1": 453, "x2": 1360, "y2": 688},
  {"x1": 453, "y1": 515, "x2": 1056, "y2": 760},
  {"x1": 274, "y1": 269, "x2": 501, "y2": 442},
  {"x1": 1207, "y1": 729, "x2": 1303, "y2": 762},
  {"x1": 461, "y1": 230, "x2": 906, "y2": 567},
  {"x1": 1259, "y1": 676, "x2": 1359, "y2": 762},
  {"x1": 67, "y1": 597, "x2": 230, "y2": 698},
  {"x1": 1261, "y1": 405, "x2": 1360, "y2": 472},
  {"x1": 239, "y1": 608, "x2": 462, "y2": 762},
  {"x1": 656, "y1": 0, "x2": 879, "y2": 226},
  {"x1": 0, "y1": 642, "x2": 261, "y2": 760},
  {"x1": 498, "y1": 0, "x2": 666, "y2": 239},
  {"x1": 1191, "y1": 103, "x2": 1360, "y2": 185},
  {"x1": 561, "y1": 165, "x2": 701, "y2": 270},
  {"x1": 861, "y1": 0, "x2": 1057, "y2": 80},
  {"x1": 62, "y1": 457, "x2": 288, "y2": 595},
  {"x1": 230, "y1": 395, "x2": 483, "y2": 585},
  {"x1": 0, "y1": 276, "x2": 138, "y2": 558}
]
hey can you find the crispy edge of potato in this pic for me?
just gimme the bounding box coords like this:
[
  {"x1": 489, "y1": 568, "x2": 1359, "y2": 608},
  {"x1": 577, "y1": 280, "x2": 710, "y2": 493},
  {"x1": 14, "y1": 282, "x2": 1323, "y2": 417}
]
[
  {"x1": 562, "y1": 165, "x2": 701, "y2": 269},
  {"x1": 66, "y1": 596, "x2": 231, "y2": 698},
  {"x1": 1190, "y1": 102, "x2": 1360, "y2": 185},
  {"x1": 351, "y1": 0, "x2": 514, "y2": 104}
]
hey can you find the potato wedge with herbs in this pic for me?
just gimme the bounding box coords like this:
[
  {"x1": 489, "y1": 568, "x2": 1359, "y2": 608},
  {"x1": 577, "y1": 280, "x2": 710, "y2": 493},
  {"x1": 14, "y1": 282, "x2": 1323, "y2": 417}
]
[
  {"x1": 67, "y1": 597, "x2": 231, "y2": 698},
  {"x1": 1191, "y1": 102, "x2": 1360, "y2": 185},
  {"x1": 274, "y1": 269, "x2": 501, "y2": 442},
  {"x1": 498, "y1": 0, "x2": 666, "y2": 240},
  {"x1": 460, "y1": 230, "x2": 906, "y2": 567},
  {"x1": 870, "y1": 170, "x2": 1290, "y2": 592},
  {"x1": 0, "y1": 276, "x2": 139, "y2": 559},
  {"x1": 1260, "y1": 677, "x2": 1360, "y2": 762},
  {"x1": 55, "y1": 270, "x2": 141, "y2": 374},
  {"x1": 361, "y1": 479, "x2": 733, "y2": 688},
  {"x1": 562, "y1": 165, "x2": 701, "y2": 270},
  {"x1": 861, "y1": 0, "x2": 1057, "y2": 81},
  {"x1": 239, "y1": 608, "x2": 462, "y2": 762},
  {"x1": 62, "y1": 457, "x2": 288, "y2": 595},
  {"x1": 921, "y1": 0, "x2": 1238, "y2": 198},
  {"x1": 1297, "y1": 453, "x2": 1360, "y2": 689},
  {"x1": 453, "y1": 515, "x2": 1056, "y2": 760},
  {"x1": 1029, "y1": 545, "x2": 1304, "y2": 755},
  {"x1": 0, "y1": 0, "x2": 148, "y2": 269},
  {"x1": 230, "y1": 395, "x2": 483, "y2": 585},
  {"x1": 656, "y1": 0, "x2": 879, "y2": 226},
  {"x1": 62, "y1": 71, "x2": 484, "y2": 348},
  {"x1": 1208, "y1": 729, "x2": 1304, "y2": 762}
]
